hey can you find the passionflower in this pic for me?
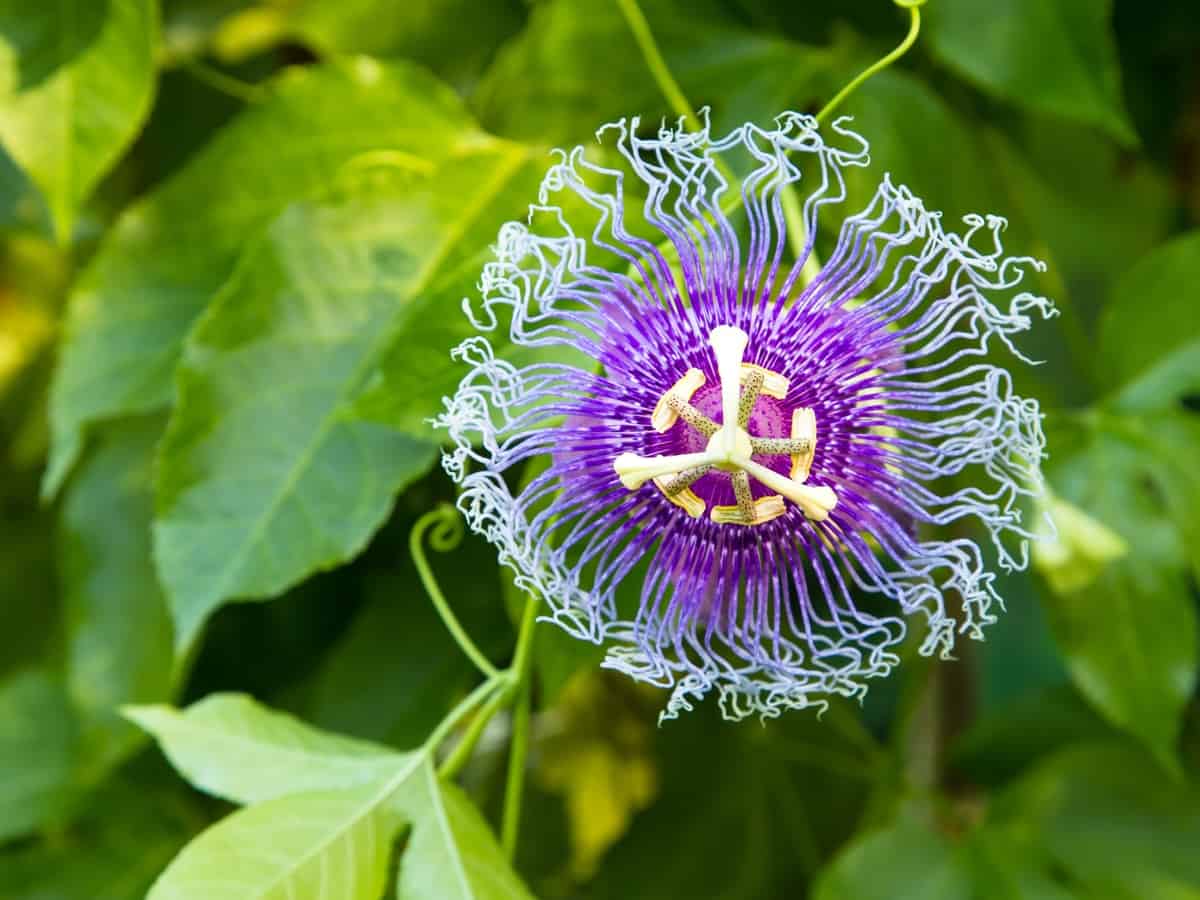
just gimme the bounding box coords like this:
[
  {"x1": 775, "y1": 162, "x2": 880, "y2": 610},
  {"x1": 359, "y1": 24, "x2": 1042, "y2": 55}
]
[{"x1": 436, "y1": 113, "x2": 1053, "y2": 720}]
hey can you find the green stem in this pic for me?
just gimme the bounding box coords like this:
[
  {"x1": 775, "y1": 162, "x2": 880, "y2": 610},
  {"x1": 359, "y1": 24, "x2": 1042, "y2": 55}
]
[
  {"x1": 814, "y1": 1, "x2": 924, "y2": 125},
  {"x1": 181, "y1": 58, "x2": 264, "y2": 104},
  {"x1": 620, "y1": 0, "x2": 924, "y2": 291},
  {"x1": 438, "y1": 676, "x2": 514, "y2": 779},
  {"x1": 425, "y1": 677, "x2": 504, "y2": 754},
  {"x1": 614, "y1": 0, "x2": 737, "y2": 187},
  {"x1": 410, "y1": 505, "x2": 500, "y2": 680},
  {"x1": 501, "y1": 596, "x2": 540, "y2": 859}
]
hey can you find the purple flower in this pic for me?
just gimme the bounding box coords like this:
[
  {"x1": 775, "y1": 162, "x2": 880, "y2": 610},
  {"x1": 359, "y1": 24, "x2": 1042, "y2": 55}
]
[{"x1": 436, "y1": 113, "x2": 1054, "y2": 720}]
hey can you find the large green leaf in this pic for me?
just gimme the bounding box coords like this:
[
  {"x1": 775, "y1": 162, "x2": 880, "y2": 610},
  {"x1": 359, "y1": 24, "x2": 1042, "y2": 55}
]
[
  {"x1": 126, "y1": 693, "x2": 409, "y2": 805},
  {"x1": 1046, "y1": 416, "x2": 1199, "y2": 772},
  {"x1": 1099, "y1": 232, "x2": 1200, "y2": 409},
  {"x1": 153, "y1": 141, "x2": 543, "y2": 650},
  {"x1": 271, "y1": 0, "x2": 525, "y2": 90},
  {"x1": 990, "y1": 743, "x2": 1200, "y2": 896},
  {"x1": 811, "y1": 819, "x2": 972, "y2": 900},
  {"x1": 0, "y1": 0, "x2": 158, "y2": 241},
  {"x1": 136, "y1": 695, "x2": 536, "y2": 900},
  {"x1": 0, "y1": 670, "x2": 80, "y2": 841},
  {"x1": 394, "y1": 756, "x2": 537, "y2": 900},
  {"x1": 926, "y1": 0, "x2": 1135, "y2": 144},
  {"x1": 43, "y1": 58, "x2": 475, "y2": 498},
  {"x1": 58, "y1": 416, "x2": 174, "y2": 778},
  {"x1": 1041, "y1": 233, "x2": 1200, "y2": 770},
  {"x1": 148, "y1": 780, "x2": 403, "y2": 900},
  {"x1": 475, "y1": 0, "x2": 835, "y2": 145}
]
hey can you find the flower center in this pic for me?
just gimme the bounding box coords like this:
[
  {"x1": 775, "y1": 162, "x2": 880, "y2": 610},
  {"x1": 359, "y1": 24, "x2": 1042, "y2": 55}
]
[{"x1": 613, "y1": 325, "x2": 838, "y2": 526}]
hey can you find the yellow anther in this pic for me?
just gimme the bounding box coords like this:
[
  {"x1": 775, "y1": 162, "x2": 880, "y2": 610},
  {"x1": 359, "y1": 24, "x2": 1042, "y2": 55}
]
[
  {"x1": 789, "y1": 407, "x2": 817, "y2": 482},
  {"x1": 653, "y1": 477, "x2": 706, "y2": 518},
  {"x1": 651, "y1": 368, "x2": 706, "y2": 433},
  {"x1": 740, "y1": 363, "x2": 788, "y2": 399},
  {"x1": 710, "y1": 494, "x2": 787, "y2": 526}
]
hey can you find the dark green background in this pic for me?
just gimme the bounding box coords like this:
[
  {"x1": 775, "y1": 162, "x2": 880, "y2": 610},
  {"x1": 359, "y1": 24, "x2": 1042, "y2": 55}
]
[{"x1": 1, "y1": 0, "x2": 1198, "y2": 897}]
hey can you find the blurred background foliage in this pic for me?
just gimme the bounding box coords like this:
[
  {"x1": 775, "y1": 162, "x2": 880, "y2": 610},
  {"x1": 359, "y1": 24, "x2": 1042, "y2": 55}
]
[{"x1": 1, "y1": 0, "x2": 1199, "y2": 897}]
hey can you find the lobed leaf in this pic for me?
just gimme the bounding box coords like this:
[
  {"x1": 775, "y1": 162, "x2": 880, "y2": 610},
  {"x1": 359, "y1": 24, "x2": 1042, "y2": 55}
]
[
  {"x1": 147, "y1": 780, "x2": 403, "y2": 900},
  {"x1": 125, "y1": 692, "x2": 410, "y2": 805},
  {"x1": 43, "y1": 57, "x2": 475, "y2": 498},
  {"x1": 152, "y1": 142, "x2": 543, "y2": 650},
  {"x1": 394, "y1": 756, "x2": 537, "y2": 900}
]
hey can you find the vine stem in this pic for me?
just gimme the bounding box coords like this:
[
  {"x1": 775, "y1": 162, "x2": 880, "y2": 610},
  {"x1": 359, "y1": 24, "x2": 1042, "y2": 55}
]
[
  {"x1": 410, "y1": 505, "x2": 501, "y2": 680},
  {"x1": 425, "y1": 677, "x2": 505, "y2": 754},
  {"x1": 814, "y1": 1, "x2": 925, "y2": 126},
  {"x1": 501, "y1": 595, "x2": 540, "y2": 859},
  {"x1": 619, "y1": 0, "x2": 924, "y2": 288}
]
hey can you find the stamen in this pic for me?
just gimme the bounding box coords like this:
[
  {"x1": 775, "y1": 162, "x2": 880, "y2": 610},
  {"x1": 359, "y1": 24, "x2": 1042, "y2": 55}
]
[
  {"x1": 740, "y1": 363, "x2": 788, "y2": 399},
  {"x1": 750, "y1": 436, "x2": 812, "y2": 456},
  {"x1": 658, "y1": 464, "x2": 713, "y2": 496},
  {"x1": 709, "y1": 325, "x2": 749, "y2": 455},
  {"x1": 614, "y1": 450, "x2": 716, "y2": 489},
  {"x1": 711, "y1": 479, "x2": 786, "y2": 525},
  {"x1": 653, "y1": 476, "x2": 706, "y2": 518},
  {"x1": 737, "y1": 370, "x2": 764, "y2": 428},
  {"x1": 651, "y1": 368, "x2": 706, "y2": 432},
  {"x1": 666, "y1": 394, "x2": 718, "y2": 437},
  {"x1": 789, "y1": 407, "x2": 817, "y2": 482},
  {"x1": 739, "y1": 458, "x2": 836, "y2": 522}
]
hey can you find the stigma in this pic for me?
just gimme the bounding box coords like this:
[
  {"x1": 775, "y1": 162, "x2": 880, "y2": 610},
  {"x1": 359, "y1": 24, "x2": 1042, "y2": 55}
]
[{"x1": 613, "y1": 325, "x2": 838, "y2": 526}]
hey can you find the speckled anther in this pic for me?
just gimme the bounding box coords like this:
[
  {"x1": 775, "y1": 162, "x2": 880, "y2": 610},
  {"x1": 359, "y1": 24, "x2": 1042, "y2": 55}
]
[{"x1": 651, "y1": 368, "x2": 706, "y2": 432}]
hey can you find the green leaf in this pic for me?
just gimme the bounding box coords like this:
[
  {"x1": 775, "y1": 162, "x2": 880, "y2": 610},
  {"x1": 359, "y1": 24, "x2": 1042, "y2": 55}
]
[
  {"x1": 1045, "y1": 416, "x2": 1199, "y2": 772},
  {"x1": 926, "y1": 0, "x2": 1136, "y2": 144},
  {"x1": 125, "y1": 692, "x2": 409, "y2": 805},
  {"x1": 812, "y1": 819, "x2": 972, "y2": 900},
  {"x1": 271, "y1": 0, "x2": 525, "y2": 90},
  {"x1": 0, "y1": 670, "x2": 80, "y2": 841},
  {"x1": 0, "y1": 0, "x2": 158, "y2": 241},
  {"x1": 1100, "y1": 231, "x2": 1200, "y2": 409},
  {"x1": 476, "y1": 0, "x2": 834, "y2": 145},
  {"x1": 991, "y1": 742, "x2": 1200, "y2": 896},
  {"x1": 135, "y1": 695, "x2": 537, "y2": 900},
  {"x1": 58, "y1": 416, "x2": 175, "y2": 777},
  {"x1": 147, "y1": 780, "x2": 403, "y2": 900},
  {"x1": 43, "y1": 58, "x2": 475, "y2": 499},
  {"x1": 153, "y1": 139, "x2": 543, "y2": 650},
  {"x1": 1039, "y1": 233, "x2": 1200, "y2": 770},
  {"x1": 394, "y1": 755, "x2": 537, "y2": 900}
]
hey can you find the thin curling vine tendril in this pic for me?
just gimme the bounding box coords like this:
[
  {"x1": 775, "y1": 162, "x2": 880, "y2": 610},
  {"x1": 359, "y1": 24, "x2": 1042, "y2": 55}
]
[
  {"x1": 410, "y1": 503, "x2": 541, "y2": 861},
  {"x1": 618, "y1": 0, "x2": 925, "y2": 286},
  {"x1": 411, "y1": 503, "x2": 500, "y2": 680}
]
